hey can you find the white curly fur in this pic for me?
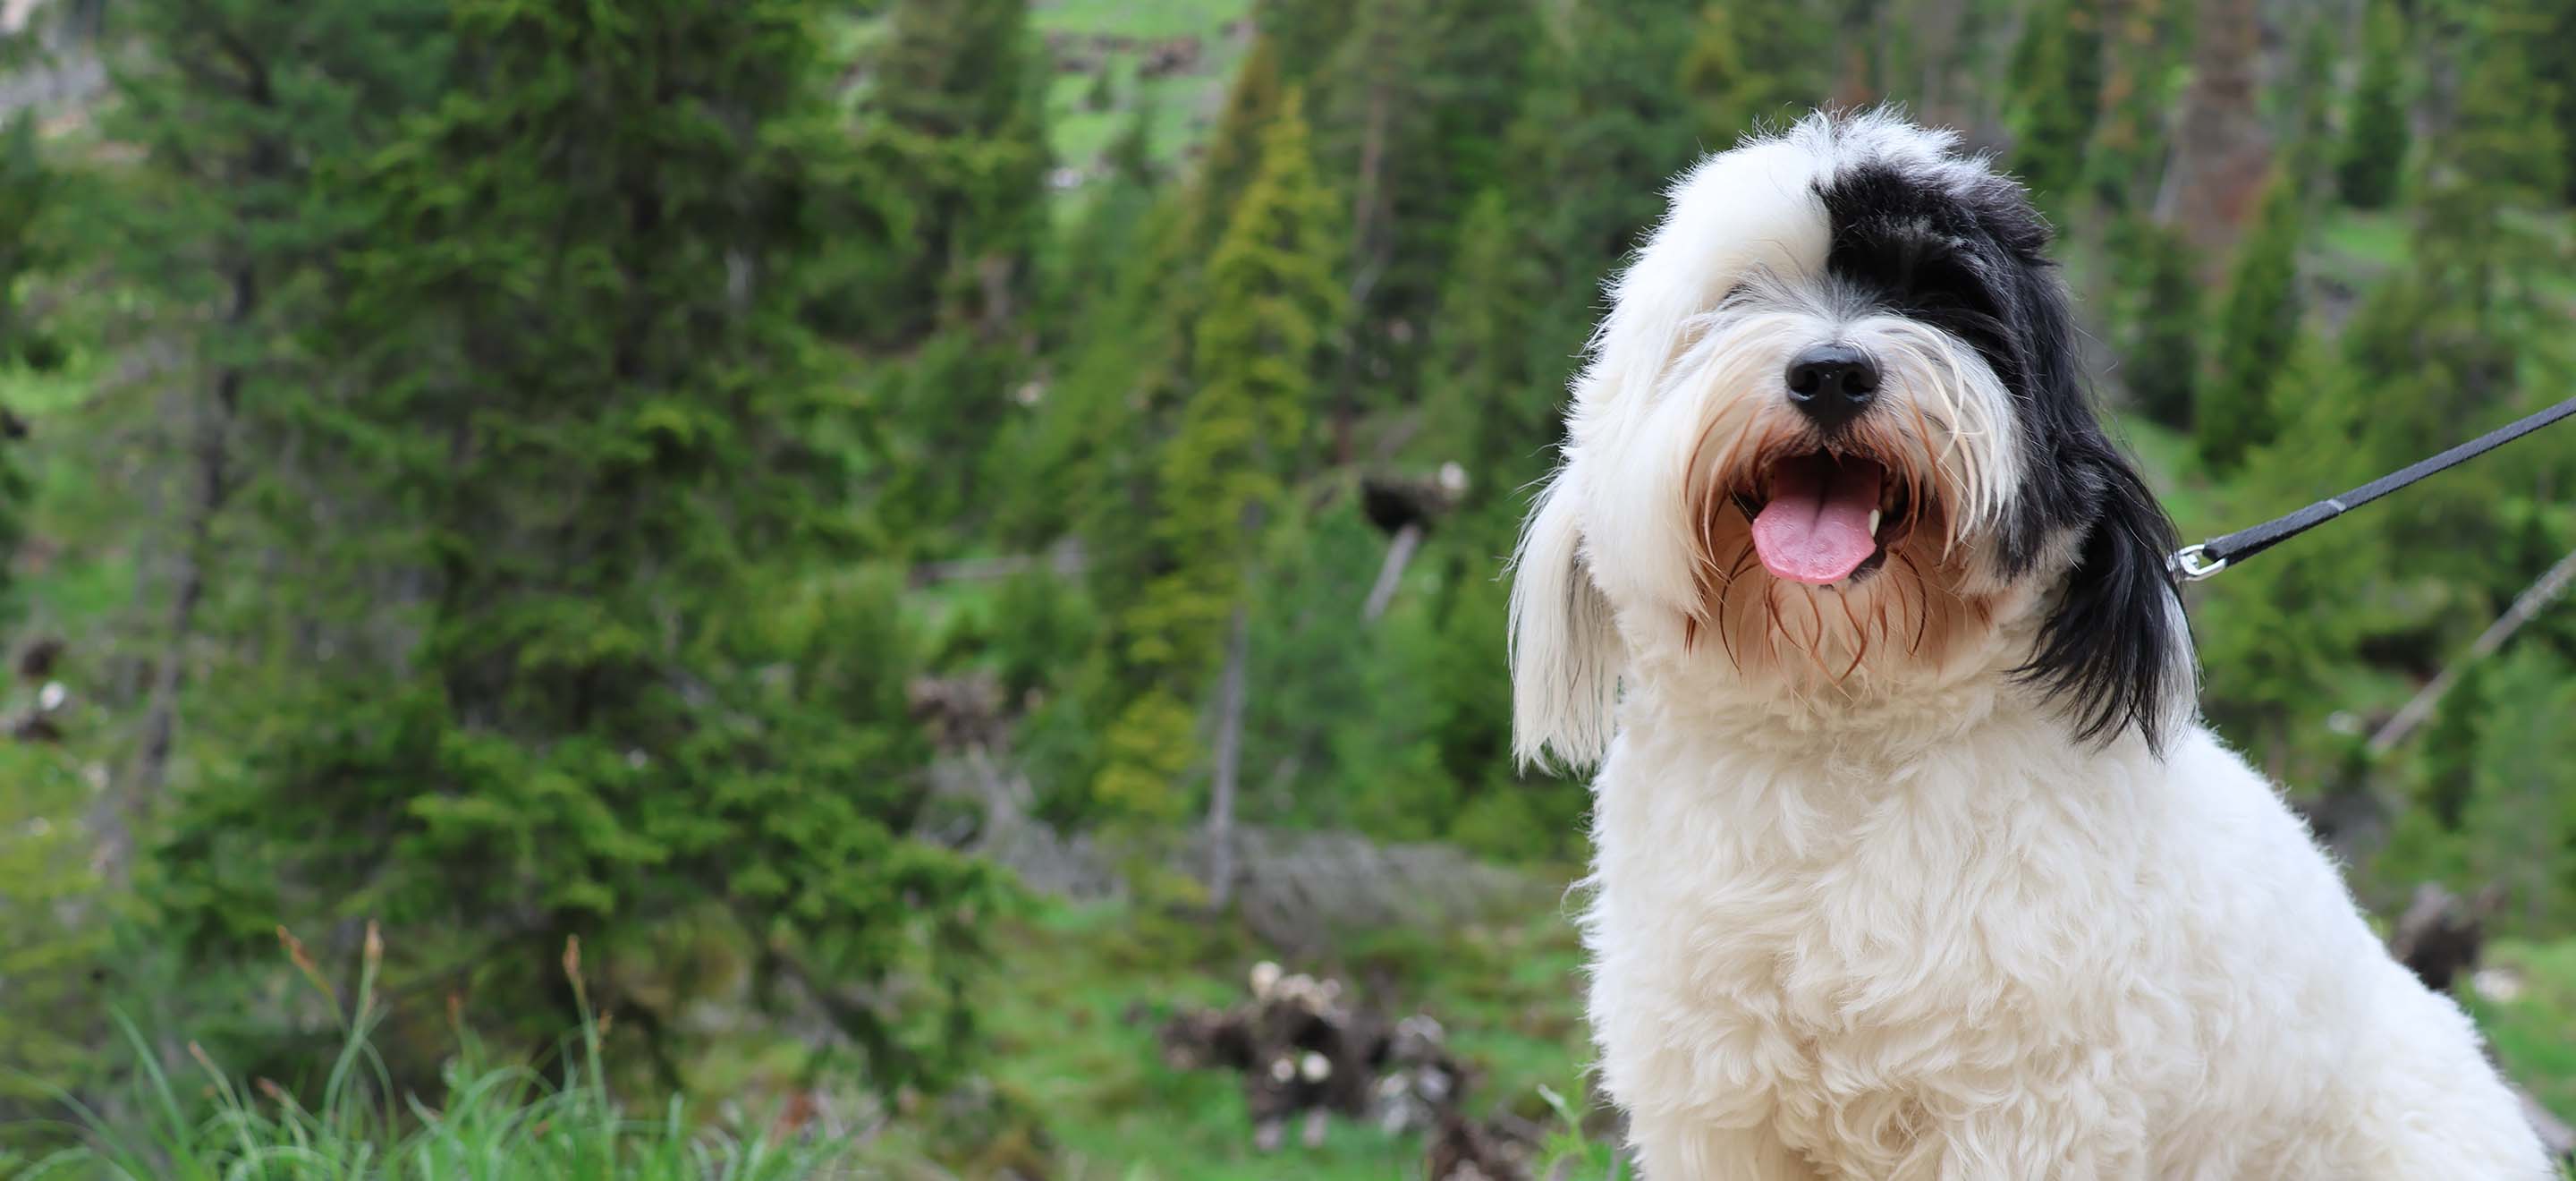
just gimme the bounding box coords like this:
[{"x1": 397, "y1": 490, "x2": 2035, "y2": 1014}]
[{"x1": 1515, "y1": 113, "x2": 2551, "y2": 1179}]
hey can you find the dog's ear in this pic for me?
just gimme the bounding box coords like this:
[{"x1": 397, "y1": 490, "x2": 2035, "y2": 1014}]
[
  {"x1": 2019, "y1": 446, "x2": 2195, "y2": 753},
  {"x1": 1508, "y1": 471, "x2": 1623, "y2": 771}
]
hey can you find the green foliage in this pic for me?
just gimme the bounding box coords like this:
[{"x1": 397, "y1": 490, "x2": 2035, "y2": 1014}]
[
  {"x1": 1253, "y1": 0, "x2": 1357, "y2": 81},
  {"x1": 852, "y1": 0, "x2": 1052, "y2": 344},
  {"x1": 1093, "y1": 89, "x2": 1343, "y2": 825},
  {"x1": 2197, "y1": 174, "x2": 2304, "y2": 472},
  {"x1": 148, "y1": 0, "x2": 1004, "y2": 1094},
  {"x1": 2335, "y1": 0, "x2": 2411, "y2": 209},
  {"x1": 849, "y1": 0, "x2": 1051, "y2": 549},
  {"x1": 0, "y1": 115, "x2": 51, "y2": 621},
  {"x1": 2190, "y1": 340, "x2": 2392, "y2": 774},
  {"x1": 2434, "y1": 0, "x2": 2568, "y2": 210},
  {"x1": 19, "y1": 0, "x2": 2576, "y2": 1164},
  {"x1": 30, "y1": 943, "x2": 855, "y2": 1179},
  {"x1": 2104, "y1": 215, "x2": 2199, "y2": 430},
  {"x1": 2398, "y1": 650, "x2": 2576, "y2": 936},
  {"x1": 2004, "y1": 0, "x2": 2105, "y2": 210},
  {"x1": 0, "y1": 747, "x2": 109, "y2": 1103},
  {"x1": 2080, "y1": 0, "x2": 2182, "y2": 214},
  {"x1": 1680, "y1": 1, "x2": 1832, "y2": 149},
  {"x1": 2280, "y1": 14, "x2": 2340, "y2": 191}
]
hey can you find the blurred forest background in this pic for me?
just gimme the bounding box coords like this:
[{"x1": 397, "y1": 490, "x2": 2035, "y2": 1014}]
[{"x1": 2, "y1": 0, "x2": 2575, "y2": 1175}]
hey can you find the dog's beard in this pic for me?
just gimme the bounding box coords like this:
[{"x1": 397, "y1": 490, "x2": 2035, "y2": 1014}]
[{"x1": 1674, "y1": 339, "x2": 2011, "y2": 687}]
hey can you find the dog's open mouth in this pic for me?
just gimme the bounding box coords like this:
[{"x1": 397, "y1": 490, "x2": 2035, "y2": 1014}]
[{"x1": 1733, "y1": 454, "x2": 1914, "y2": 585}]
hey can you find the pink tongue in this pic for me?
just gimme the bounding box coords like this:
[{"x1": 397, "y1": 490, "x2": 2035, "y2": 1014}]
[{"x1": 1751, "y1": 457, "x2": 1885, "y2": 585}]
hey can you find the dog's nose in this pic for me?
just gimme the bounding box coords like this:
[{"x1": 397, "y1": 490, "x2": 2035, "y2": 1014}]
[{"x1": 1784, "y1": 344, "x2": 1880, "y2": 429}]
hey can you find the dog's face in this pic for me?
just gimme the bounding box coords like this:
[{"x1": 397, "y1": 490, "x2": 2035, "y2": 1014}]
[{"x1": 1510, "y1": 112, "x2": 2186, "y2": 767}]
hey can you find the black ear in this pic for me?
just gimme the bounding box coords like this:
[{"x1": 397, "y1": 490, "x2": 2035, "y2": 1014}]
[{"x1": 2016, "y1": 446, "x2": 2192, "y2": 752}]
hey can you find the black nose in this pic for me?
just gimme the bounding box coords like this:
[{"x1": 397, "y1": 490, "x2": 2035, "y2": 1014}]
[{"x1": 1784, "y1": 343, "x2": 1880, "y2": 429}]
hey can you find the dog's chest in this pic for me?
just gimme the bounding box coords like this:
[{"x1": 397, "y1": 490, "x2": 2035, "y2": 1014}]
[{"x1": 1584, "y1": 726, "x2": 2165, "y2": 1162}]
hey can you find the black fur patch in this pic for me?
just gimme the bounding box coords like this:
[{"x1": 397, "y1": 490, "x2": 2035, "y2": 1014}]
[{"x1": 1815, "y1": 147, "x2": 2188, "y2": 751}]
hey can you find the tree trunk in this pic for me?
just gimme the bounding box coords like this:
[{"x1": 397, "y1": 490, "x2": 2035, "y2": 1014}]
[
  {"x1": 104, "y1": 261, "x2": 254, "y2": 883},
  {"x1": 1206, "y1": 602, "x2": 1252, "y2": 910},
  {"x1": 1362, "y1": 522, "x2": 1424, "y2": 622},
  {"x1": 2161, "y1": 0, "x2": 2269, "y2": 267}
]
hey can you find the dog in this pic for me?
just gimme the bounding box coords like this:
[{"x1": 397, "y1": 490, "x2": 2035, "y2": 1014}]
[{"x1": 1507, "y1": 110, "x2": 2550, "y2": 1178}]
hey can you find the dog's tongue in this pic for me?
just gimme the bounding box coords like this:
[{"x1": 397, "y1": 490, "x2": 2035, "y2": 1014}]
[{"x1": 1751, "y1": 456, "x2": 1884, "y2": 585}]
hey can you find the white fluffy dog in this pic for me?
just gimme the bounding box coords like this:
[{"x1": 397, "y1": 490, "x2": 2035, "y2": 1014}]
[{"x1": 1509, "y1": 111, "x2": 2550, "y2": 1178}]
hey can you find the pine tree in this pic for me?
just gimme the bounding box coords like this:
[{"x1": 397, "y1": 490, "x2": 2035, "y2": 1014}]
[
  {"x1": 1316, "y1": 0, "x2": 1538, "y2": 442},
  {"x1": 2105, "y1": 214, "x2": 2199, "y2": 430},
  {"x1": 2431, "y1": 0, "x2": 2566, "y2": 210},
  {"x1": 1255, "y1": 0, "x2": 1359, "y2": 81},
  {"x1": 0, "y1": 117, "x2": 46, "y2": 611},
  {"x1": 1520, "y1": 0, "x2": 1700, "y2": 270},
  {"x1": 2191, "y1": 340, "x2": 2392, "y2": 774},
  {"x1": 1182, "y1": 36, "x2": 1287, "y2": 255},
  {"x1": 2004, "y1": 0, "x2": 2106, "y2": 211},
  {"x1": 86, "y1": 0, "x2": 453, "y2": 899},
  {"x1": 0, "y1": 114, "x2": 97, "y2": 1109},
  {"x1": 2198, "y1": 173, "x2": 2302, "y2": 472},
  {"x1": 1092, "y1": 90, "x2": 1342, "y2": 825},
  {"x1": 153, "y1": 0, "x2": 1002, "y2": 1091},
  {"x1": 2280, "y1": 14, "x2": 2340, "y2": 192},
  {"x1": 2418, "y1": 658, "x2": 2491, "y2": 831},
  {"x1": 2542, "y1": 0, "x2": 2576, "y2": 204},
  {"x1": 2080, "y1": 0, "x2": 2181, "y2": 213},
  {"x1": 2453, "y1": 650, "x2": 2576, "y2": 934},
  {"x1": 856, "y1": 0, "x2": 1050, "y2": 344},
  {"x1": 2335, "y1": 0, "x2": 2410, "y2": 209},
  {"x1": 852, "y1": 0, "x2": 1050, "y2": 554},
  {"x1": 1680, "y1": 0, "x2": 1832, "y2": 149}
]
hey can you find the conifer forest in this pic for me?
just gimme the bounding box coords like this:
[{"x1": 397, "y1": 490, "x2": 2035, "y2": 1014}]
[{"x1": 2, "y1": 0, "x2": 2576, "y2": 1176}]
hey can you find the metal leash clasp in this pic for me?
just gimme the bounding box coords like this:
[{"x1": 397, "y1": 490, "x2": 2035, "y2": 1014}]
[{"x1": 2170, "y1": 544, "x2": 2226, "y2": 582}]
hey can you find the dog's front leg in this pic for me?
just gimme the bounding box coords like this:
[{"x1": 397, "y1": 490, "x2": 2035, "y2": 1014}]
[{"x1": 1624, "y1": 1113, "x2": 1818, "y2": 1181}]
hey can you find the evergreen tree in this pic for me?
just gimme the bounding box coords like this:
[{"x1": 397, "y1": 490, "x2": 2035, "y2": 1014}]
[
  {"x1": 2418, "y1": 658, "x2": 2492, "y2": 831},
  {"x1": 0, "y1": 115, "x2": 94, "y2": 1112},
  {"x1": 1317, "y1": 0, "x2": 1538, "y2": 444},
  {"x1": 0, "y1": 117, "x2": 46, "y2": 612},
  {"x1": 1680, "y1": 0, "x2": 1833, "y2": 149},
  {"x1": 2430, "y1": 0, "x2": 2566, "y2": 210},
  {"x1": 2105, "y1": 214, "x2": 2199, "y2": 430},
  {"x1": 2080, "y1": 0, "x2": 2181, "y2": 214},
  {"x1": 1092, "y1": 90, "x2": 1342, "y2": 825},
  {"x1": 2453, "y1": 650, "x2": 2576, "y2": 934},
  {"x1": 2198, "y1": 173, "x2": 2302, "y2": 472},
  {"x1": 1255, "y1": 0, "x2": 1359, "y2": 81},
  {"x1": 154, "y1": 0, "x2": 1001, "y2": 1091},
  {"x1": 1182, "y1": 37, "x2": 1287, "y2": 256},
  {"x1": 2191, "y1": 340, "x2": 2392, "y2": 776},
  {"x1": 852, "y1": 0, "x2": 1050, "y2": 554},
  {"x1": 2280, "y1": 14, "x2": 2340, "y2": 191},
  {"x1": 1520, "y1": 0, "x2": 1700, "y2": 270},
  {"x1": 2004, "y1": 0, "x2": 2106, "y2": 211},
  {"x1": 2335, "y1": 0, "x2": 2410, "y2": 209},
  {"x1": 85, "y1": 0, "x2": 454, "y2": 903},
  {"x1": 2542, "y1": 0, "x2": 2576, "y2": 204},
  {"x1": 855, "y1": 0, "x2": 1050, "y2": 344}
]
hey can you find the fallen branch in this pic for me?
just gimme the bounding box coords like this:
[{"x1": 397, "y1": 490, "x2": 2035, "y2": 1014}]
[{"x1": 2368, "y1": 544, "x2": 2576, "y2": 755}]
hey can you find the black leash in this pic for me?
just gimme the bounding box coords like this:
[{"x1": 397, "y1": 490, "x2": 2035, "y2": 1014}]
[{"x1": 2171, "y1": 395, "x2": 2576, "y2": 582}]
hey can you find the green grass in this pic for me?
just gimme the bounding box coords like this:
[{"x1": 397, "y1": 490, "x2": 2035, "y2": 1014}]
[
  {"x1": 954, "y1": 898, "x2": 1600, "y2": 1179},
  {"x1": 11, "y1": 934, "x2": 858, "y2": 1181},
  {"x1": 958, "y1": 899, "x2": 2576, "y2": 1177},
  {"x1": 2469, "y1": 939, "x2": 2576, "y2": 1128},
  {"x1": 1033, "y1": 0, "x2": 1247, "y2": 40},
  {"x1": 1036, "y1": 0, "x2": 1253, "y2": 182}
]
